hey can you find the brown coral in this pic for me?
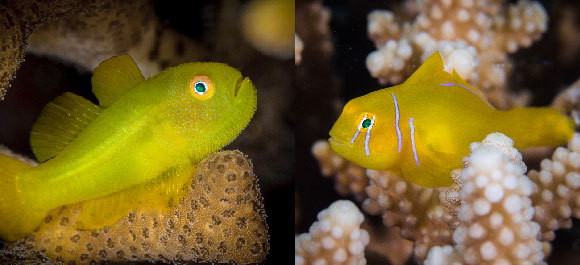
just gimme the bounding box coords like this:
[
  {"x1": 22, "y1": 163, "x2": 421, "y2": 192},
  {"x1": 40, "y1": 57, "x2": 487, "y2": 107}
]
[
  {"x1": 529, "y1": 133, "x2": 580, "y2": 241},
  {"x1": 27, "y1": 0, "x2": 207, "y2": 77},
  {"x1": 0, "y1": 0, "x2": 90, "y2": 100},
  {"x1": 363, "y1": 169, "x2": 458, "y2": 259},
  {"x1": 312, "y1": 140, "x2": 457, "y2": 260},
  {"x1": 295, "y1": 200, "x2": 369, "y2": 265},
  {"x1": 425, "y1": 134, "x2": 545, "y2": 265},
  {"x1": 5, "y1": 150, "x2": 268, "y2": 264},
  {"x1": 365, "y1": 0, "x2": 547, "y2": 109},
  {"x1": 312, "y1": 140, "x2": 369, "y2": 201},
  {"x1": 313, "y1": 132, "x2": 580, "y2": 263}
]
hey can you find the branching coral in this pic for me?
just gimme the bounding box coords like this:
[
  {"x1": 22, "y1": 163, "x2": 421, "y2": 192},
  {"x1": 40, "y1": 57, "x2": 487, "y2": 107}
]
[
  {"x1": 528, "y1": 134, "x2": 580, "y2": 242},
  {"x1": 313, "y1": 132, "x2": 580, "y2": 263},
  {"x1": 425, "y1": 134, "x2": 545, "y2": 264},
  {"x1": 312, "y1": 140, "x2": 368, "y2": 201},
  {"x1": 295, "y1": 0, "x2": 334, "y2": 61},
  {"x1": 295, "y1": 200, "x2": 369, "y2": 265},
  {"x1": 552, "y1": 78, "x2": 580, "y2": 129},
  {"x1": 366, "y1": 0, "x2": 547, "y2": 109},
  {"x1": 3, "y1": 150, "x2": 269, "y2": 264}
]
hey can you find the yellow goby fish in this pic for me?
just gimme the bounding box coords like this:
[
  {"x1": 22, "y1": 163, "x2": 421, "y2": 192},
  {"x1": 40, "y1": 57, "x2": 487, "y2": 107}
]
[
  {"x1": 329, "y1": 52, "x2": 574, "y2": 188},
  {"x1": 0, "y1": 55, "x2": 257, "y2": 240}
]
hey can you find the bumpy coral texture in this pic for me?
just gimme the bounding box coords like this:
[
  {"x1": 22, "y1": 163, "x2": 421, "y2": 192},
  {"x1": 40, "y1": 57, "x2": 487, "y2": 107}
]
[
  {"x1": 0, "y1": 0, "x2": 89, "y2": 100},
  {"x1": 312, "y1": 140, "x2": 369, "y2": 201},
  {"x1": 312, "y1": 140, "x2": 456, "y2": 260},
  {"x1": 0, "y1": 0, "x2": 206, "y2": 100},
  {"x1": 27, "y1": 0, "x2": 207, "y2": 78},
  {"x1": 5, "y1": 150, "x2": 269, "y2": 264},
  {"x1": 425, "y1": 133, "x2": 544, "y2": 265},
  {"x1": 529, "y1": 133, "x2": 580, "y2": 241},
  {"x1": 366, "y1": 0, "x2": 547, "y2": 109},
  {"x1": 313, "y1": 132, "x2": 580, "y2": 263},
  {"x1": 295, "y1": 200, "x2": 369, "y2": 265}
]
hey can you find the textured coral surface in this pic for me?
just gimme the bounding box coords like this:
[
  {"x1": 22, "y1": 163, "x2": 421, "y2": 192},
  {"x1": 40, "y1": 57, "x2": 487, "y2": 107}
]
[
  {"x1": 295, "y1": 200, "x2": 369, "y2": 265},
  {"x1": 297, "y1": 1, "x2": 580, "y2": 264},
  {"x1": 3, "y1": 150, "x2": 269, "y2": 264},
  {"x1": 0, "y1": 1, "x2": 293, "y2": 262}
]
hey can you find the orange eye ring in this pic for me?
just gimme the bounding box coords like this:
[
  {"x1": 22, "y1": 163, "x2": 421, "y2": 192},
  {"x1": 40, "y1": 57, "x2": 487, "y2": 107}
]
[{"x1": 190, "y1": 75, "x2": 215, "y2": 100}]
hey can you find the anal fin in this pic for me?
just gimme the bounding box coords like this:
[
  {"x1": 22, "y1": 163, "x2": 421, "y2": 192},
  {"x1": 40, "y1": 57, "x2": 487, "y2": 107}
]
[
  {"x1": 30, "y1": 93, "x2": 101, "y2": 162},
  {"x1": 75, "y1": 164, "x2": 196, "y2": 229}
]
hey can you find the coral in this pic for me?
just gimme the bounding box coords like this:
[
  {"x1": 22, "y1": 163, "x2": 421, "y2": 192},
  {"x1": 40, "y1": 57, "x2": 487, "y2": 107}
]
[
  {"x1": 313, "y1": 132, "x2": 580, "y2": 263},
  {"x1": 295, "y1": 200, "x2": 369, "y2": 265},
  {"x1": 365, "y1": 0, "x2": 547, "y2": 109},
  {"x1": 27, "y1": 0, "x2": 207, "y2": 77},
  {"x1": 312, "y1": 140, "x2": 369, "y2": 201},
  {"x1": 362, "y1": 223, "x2": 414, "y2": 265},
  {"x1": 0, "y1": 0, "x2": 207, "y2": 99},
  {"x1": 241, "y1": 0, "x2": 294, "y2": 59},
  {"x1": 0, "y1": 0, "x2": 90, "y2": 100},
  {"x1": 528, "y1": 133, "x2": 580, "y2": 241},
  {"x1": 295, "y1": 34, "x2": 304, "y2": 64},
  {"x1": 552, "y1": 78, "x2": 580, "y2": 129},
  {"x1": 312, "y1": 140, "x2": 456, "y2": 260},
  {"x1": 4, "y1": 150, "x2": 268, "y2": 264},
  {"x1": 363, "y1": 169, "x2": 458, "y2": 260},
  {"x1": 295, "y1": 0, "x2": 334, "y2": 60},
  {"x1": 425, "y1": 134, "x2": 544, "y2": 264}
]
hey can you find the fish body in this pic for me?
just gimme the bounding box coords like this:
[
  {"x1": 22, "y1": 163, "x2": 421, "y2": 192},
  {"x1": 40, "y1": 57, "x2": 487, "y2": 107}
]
[
  {"x1": 329, "y1": 52, "x2": 574, "y2": 187},
  {"x1": 0, "y1": 55, "x2": 257, "y2": 240}
]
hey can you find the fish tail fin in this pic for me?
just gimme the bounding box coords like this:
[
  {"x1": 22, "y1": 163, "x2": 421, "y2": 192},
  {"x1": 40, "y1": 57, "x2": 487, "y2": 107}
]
[
  {"x1": 0, "y1": 155, "x2": 45, "y2": 241},
  {"x1": 503, "y1": 107, "x2": 575, "y2": 148}
]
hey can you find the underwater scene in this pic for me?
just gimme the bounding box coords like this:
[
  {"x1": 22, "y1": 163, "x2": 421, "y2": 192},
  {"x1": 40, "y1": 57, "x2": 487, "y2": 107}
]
[
  {"x1": 0, "y1": 0, "x2": 293, "y2": 264},
  {"x1": 2, "y1": 0, "x2": 580, "y2": 264},
  {"x1": 296, "y1": 0, "x2": 580, "y2": 264}
]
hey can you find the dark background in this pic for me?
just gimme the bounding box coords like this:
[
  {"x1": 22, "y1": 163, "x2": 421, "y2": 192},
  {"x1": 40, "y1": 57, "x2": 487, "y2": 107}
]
[{"x1": 296, "y1": 0, "x2": 580, "y2": 264}]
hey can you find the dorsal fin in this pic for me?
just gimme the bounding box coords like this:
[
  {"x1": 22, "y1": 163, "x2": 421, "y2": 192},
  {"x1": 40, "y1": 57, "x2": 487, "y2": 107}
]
[
  {"x1": 91, "y1": 55, "x2": 144, "y2": 108},
  {"x1": 30, "y1": 93, "x2": 101, "y2": 162},
  {"x1": 403, "y1": 51, "x2": 452, "y2": 86},
  {"x1": 75, "y1": 164, "x2": 195, "y2": 229}
]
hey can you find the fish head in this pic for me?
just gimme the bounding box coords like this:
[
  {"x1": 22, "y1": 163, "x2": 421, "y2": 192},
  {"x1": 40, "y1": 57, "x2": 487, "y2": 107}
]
[
  {"x1": 329, "y1": 89, "x2": 401, "y2": 170},
  {"x1": 161, "y1": 62, "x2": 257, "y2": 160}
]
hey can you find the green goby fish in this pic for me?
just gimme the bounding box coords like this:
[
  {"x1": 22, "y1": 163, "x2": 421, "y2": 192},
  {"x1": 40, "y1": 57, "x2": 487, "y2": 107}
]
[
  {"x1": 0, "y1": 55, "x2": 257, "y2": 240},
  {"x1": 329, "y1": 51, "x2": 573, "y2": 188}
]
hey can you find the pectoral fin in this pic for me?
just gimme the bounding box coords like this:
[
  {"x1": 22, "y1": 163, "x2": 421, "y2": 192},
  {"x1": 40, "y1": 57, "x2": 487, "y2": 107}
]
[
  {"x1": 91, "y1": 55, "x2": 144, "y2": 107},
  {"x1": 30, "y1": 93, "x2": 101, "y2": 162},
  {"x1": 75, "y1": 164, "x2": 196, "y2": 229}
]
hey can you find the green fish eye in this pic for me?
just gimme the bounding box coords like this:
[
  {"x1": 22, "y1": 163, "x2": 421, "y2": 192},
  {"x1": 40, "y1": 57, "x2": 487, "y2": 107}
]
[
  {"x1": 194, "y1": 81, "x2": 207, "y2": 94},
  {"x1": 362, "y1": 118, "x2": 372, "y2": 129}
]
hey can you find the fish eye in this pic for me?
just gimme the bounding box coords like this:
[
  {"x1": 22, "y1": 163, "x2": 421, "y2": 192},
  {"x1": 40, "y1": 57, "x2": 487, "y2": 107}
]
[
  {"x1": 357, "y1": 113, "x2": 375, "y2": 132},
  {"x1": 190, "y1": 75, "x2": 215, "y2": 100},
  {"x1": 361, "y1": 119, "x2": 372, "y2": 129},
  {"x1": 194, "y1": 81, "x2": 207, "y2": 94}
]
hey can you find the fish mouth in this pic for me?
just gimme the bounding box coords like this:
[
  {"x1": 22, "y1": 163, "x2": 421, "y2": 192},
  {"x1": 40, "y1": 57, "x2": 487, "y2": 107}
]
[{"x1": 328, "y1": 136, "x2": 351, "y2": 147}]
